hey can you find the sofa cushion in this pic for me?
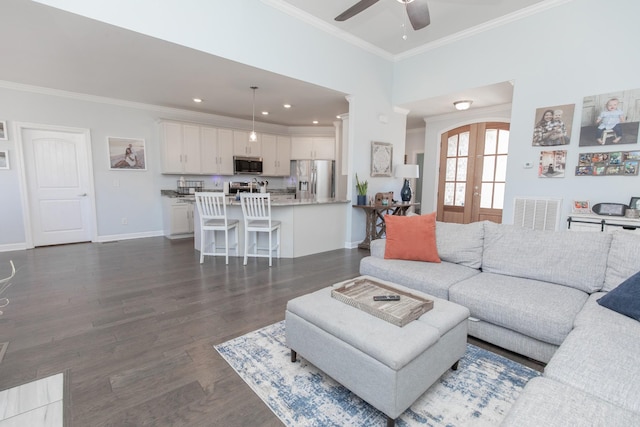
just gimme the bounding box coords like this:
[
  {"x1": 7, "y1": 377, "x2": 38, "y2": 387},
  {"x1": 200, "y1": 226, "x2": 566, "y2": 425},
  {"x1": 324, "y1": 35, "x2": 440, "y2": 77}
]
[
  {"x1": 384, "y1": 212, "x2": 440, "y2": 263},
  {"x1": 360, "y1": 256, "x2": 480, "y2": 300},
  {"x1": 597, "y1": 270, "x2": 640, "y2": 321},
  {"x1": 604, "y1": 230, "x2": 640, "y2": 291},
  {"x1": 435, "y1": 221, "x2": 485, "y2": 268},
  {"x1": 501, "y1": 377, "x2": 640, "y2": 427},
  {"x1": 449, "y1": 272, "x2": 588, "y2": 345},
  {"x1": 574, "y1": 292, "x2": 640, "y2": 332},
  {"x1": 544, "y1": 326, "x2": 640, "y2": 413},
  {"x1": 482, "y1": 222, "x2": 612, "y2": 293}
]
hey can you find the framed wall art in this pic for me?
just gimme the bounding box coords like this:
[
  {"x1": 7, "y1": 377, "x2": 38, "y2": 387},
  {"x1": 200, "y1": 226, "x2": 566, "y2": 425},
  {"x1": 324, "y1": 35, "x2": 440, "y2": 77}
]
[
  {"x1": 572, "y1": 200, "x2": 590, "y2": 214},
  {"x1": 538, "y1": 150, "x2": 567, "y2": 178},
  {"x1": 575, "y1": 150, "x2": 639, "y2": 176},
  {"x1": 371, "y1": 141, "x2": 393, "y2": 177},
  {"x1": 108, "y1": 137, "x2": 146, "y2": 170},
  {"x1": 0, "y1": 150, "x2": 8, "y2": 169},
  {"x1": 531, "y1": 104, "x2": 574, "y2": 146},
  {"x1": 0, "y1": 121, "x2": 7, "y2": 140},
  {"x1": 579, "y1": 88, "x2": 640, "y2": 147}
]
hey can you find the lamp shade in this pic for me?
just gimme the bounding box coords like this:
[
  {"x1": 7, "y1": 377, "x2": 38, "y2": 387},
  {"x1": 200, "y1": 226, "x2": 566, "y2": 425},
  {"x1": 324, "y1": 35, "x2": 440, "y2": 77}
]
[{"x1": 394, "y1": 164, "x2": 419, "y2": 179}]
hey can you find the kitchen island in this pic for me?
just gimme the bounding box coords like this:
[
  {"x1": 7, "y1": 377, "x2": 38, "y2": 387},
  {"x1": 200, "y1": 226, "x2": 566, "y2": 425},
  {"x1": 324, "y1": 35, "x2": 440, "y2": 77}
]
[{"x1": 192, "y1": 195, "x2": 350, "y2": 259}]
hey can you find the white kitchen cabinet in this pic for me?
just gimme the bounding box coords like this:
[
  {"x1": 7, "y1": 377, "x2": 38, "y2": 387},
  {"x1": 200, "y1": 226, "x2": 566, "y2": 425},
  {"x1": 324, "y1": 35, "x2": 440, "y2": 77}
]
[
  {"x1": 162, "y1": 197, "x2": 194, "y2": 238},
  {"x1": 262, "y1": 134, "x2": 291, "y2": 176},
  {"x1": 201, "y1": 126, "x2": 234, "y2": 175},
  {"x1": 290, "y1": 136, "x2": 335, "y2": 160},
  {"x1": 233, "y1": 130, "x2": 261, "y2": 157},
  {"x1": 160, "y1": 121, "x2": 202, "y2": 174},
  {"x1": 161, "y1": 120, "x2": 234, "y2": 175}
]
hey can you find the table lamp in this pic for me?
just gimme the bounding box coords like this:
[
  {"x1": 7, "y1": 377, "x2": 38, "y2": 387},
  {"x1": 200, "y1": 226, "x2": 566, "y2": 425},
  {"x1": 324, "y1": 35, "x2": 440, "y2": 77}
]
[{"x1": 394, "y1": 164, "x2": 419, "y2": 202}]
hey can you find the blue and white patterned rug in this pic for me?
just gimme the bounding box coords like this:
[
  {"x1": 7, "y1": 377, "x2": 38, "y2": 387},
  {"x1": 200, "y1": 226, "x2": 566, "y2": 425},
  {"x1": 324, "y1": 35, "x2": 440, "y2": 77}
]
[{"x1": 214, "y1": 321, "x2": 540, "y2": 426}]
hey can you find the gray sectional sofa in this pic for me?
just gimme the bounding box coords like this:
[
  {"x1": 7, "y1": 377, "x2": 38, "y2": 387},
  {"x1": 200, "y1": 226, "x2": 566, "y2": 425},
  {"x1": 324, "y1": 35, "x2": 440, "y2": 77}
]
[{"x1": 359, "y1": 220, "x2": 640, "y2": 426}]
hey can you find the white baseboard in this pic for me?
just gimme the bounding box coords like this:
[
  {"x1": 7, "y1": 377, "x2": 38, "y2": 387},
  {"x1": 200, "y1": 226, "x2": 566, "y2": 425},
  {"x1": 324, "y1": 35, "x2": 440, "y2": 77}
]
[
  {"x1": 95, "y1": 230, "x2": 165, "y2": 243},
  {"x1": 0, "y1": 243, "x2": 28, "y2": 253}
]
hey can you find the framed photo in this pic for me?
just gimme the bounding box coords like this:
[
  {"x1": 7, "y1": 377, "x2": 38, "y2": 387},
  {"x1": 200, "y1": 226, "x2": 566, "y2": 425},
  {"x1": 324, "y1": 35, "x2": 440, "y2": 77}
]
[
  {"x1": 0, "y1": 150, "x2": 8, "y2": 169},
  {"x1": 0, "y1": 121, "x2": 7, "y2": 140},
  {"x1": 579, "y1": 88, "x2": 640, "y2": 146},
  {"x1": 108, "y1": 137, "x2": 146, "y2": 170},
  {"x1": 531, "y1": 104, "x2": 574, "y2": 146},
  {"x1": 371, "y1": 141, "x2": 393, "y2": 177},
  {"x1": 629, "y1": 197, "x2": 640, "y2": 210},
  {"x1": 572, "y1": 200, "x2": 590, "y2": 214}
]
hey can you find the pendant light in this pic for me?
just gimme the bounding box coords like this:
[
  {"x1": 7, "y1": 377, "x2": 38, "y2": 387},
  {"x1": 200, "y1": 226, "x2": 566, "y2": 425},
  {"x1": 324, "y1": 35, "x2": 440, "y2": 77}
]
[{"x1": 249, "y1": 86, "x2": 258, "y2": 142}]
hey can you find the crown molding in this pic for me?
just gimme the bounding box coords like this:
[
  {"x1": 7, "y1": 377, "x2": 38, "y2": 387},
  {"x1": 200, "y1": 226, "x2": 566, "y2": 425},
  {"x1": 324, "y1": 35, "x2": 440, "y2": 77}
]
[
  {"x1": 396, "y1": 0, "x2": 574, "y2": 61},
  {"x1": 263, "y1": 0, "x2": 573, "y2": 62},
  {"x1": 262, "y1": 0, "x2": 395, "y2": 61}
]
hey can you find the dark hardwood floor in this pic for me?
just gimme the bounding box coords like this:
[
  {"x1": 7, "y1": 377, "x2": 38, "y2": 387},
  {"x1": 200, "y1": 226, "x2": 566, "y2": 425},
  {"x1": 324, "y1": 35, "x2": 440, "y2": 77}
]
[{"x1": 0, "y1": 237, "x2": 543, "y2": 426}]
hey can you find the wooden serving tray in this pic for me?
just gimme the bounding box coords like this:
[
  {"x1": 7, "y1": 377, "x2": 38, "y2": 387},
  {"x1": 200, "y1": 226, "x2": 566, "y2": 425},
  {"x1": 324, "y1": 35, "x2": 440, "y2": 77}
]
[{"x1": 331, "y1": 277, "x2": 433, "y2": 327}]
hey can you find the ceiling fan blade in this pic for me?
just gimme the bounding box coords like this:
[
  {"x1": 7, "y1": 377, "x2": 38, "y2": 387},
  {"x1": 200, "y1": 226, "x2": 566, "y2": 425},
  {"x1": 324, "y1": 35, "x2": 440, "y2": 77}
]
[
  {"x1": 335, "y1": 0, "x2": 380, "y2": 22},
  {"x1": 406, "y1": 0, "x2": 431, "y2": 30}
]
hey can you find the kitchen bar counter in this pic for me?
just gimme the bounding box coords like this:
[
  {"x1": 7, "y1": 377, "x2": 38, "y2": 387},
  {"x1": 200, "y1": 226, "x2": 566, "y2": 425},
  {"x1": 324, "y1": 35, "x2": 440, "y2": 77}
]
[{"x1": 189, "y1": 195, "x2": 350, "y2": 259}]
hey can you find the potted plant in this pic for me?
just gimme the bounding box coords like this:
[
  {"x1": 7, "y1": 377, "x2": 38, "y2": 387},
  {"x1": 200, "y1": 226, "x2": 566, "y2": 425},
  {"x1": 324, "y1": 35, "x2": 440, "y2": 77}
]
[{"x1": 355, "y1": 173, "x2": 368, "y2": 205}]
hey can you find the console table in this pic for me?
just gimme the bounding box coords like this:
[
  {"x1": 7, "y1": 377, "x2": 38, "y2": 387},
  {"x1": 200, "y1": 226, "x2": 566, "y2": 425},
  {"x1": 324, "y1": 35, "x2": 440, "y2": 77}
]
[
  {"x1": 567, "y1": 213, "x2": 640, "y2": 233},
  {"x1": 353, "y1": 203, "x2": 419, "y2": 249}
]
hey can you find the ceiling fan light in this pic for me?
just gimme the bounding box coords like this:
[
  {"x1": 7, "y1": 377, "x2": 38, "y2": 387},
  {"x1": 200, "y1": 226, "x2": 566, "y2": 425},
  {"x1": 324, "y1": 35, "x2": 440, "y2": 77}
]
[{"x1": 454, "y1": 100, "x2": 473, "y2": 111}]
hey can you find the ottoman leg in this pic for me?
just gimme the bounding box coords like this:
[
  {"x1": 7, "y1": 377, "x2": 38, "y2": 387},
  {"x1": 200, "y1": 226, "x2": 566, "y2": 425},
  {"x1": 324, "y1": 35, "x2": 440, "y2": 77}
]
[
  {"x1": 451, "y1": 360, "x2": 459, "y2": 371},
  {"x1": 386, "y1": 415, "x2": 395, "y2": 427},
  {"x1": 290, "y1": 349, "x2": 297, "y2": 362}
]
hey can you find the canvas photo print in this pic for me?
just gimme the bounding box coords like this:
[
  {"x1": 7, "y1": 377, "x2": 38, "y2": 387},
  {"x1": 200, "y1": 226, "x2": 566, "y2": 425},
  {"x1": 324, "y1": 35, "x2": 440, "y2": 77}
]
[
  {"x1": 532, "y1": 104, "x2": 574, "y2": 146},
  {"x1": 579, "y1": 88, "x2": 640, "y2": 146},
  {"x1": 108, "y1": 137, "x2": 146, "y2": 170},
  {"x1": 539, "y1": 150, "x2": 566, "y2": 178},
  {"x1": 575, "y1": 150, "x2": 639, "y2": 176}
]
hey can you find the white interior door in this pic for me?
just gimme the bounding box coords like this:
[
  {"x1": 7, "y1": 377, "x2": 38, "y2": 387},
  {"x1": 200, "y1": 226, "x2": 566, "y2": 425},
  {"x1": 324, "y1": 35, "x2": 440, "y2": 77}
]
[{"x1": 20, "y1": 126, "x2": 94, "y2": 247}]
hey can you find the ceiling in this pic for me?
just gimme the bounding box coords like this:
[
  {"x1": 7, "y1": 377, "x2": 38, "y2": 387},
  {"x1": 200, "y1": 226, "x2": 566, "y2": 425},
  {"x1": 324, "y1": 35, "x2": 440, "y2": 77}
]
[{"x1": 1, "y1": 1, "x2": 554, "y2": 130}]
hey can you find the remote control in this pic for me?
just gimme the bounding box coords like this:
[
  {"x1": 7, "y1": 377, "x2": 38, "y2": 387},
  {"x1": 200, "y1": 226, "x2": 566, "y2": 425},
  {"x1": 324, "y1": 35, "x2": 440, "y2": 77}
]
[{"x1": 373, "y1": 295, "x2": 400, "y2": 301}]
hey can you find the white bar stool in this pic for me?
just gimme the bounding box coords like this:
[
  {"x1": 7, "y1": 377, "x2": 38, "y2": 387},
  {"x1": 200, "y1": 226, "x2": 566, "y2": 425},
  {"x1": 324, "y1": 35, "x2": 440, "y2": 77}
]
[
  {"x1": 195, "y1": 192, "x2": 239, "y2": 264},
  {"x1": 240, "y1": 193, "x2": 281, "y2": 267}
]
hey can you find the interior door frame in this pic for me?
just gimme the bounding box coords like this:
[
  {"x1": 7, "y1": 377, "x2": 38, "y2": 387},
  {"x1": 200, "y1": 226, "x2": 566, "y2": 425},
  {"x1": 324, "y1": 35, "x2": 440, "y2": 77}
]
[{"x1": 15, "y1": 122, "x2": 98, "y2": 248}]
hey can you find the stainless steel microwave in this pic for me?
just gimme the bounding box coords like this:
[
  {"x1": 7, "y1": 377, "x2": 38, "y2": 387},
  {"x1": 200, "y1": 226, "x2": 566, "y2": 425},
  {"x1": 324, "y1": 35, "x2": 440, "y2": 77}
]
[{"x1": 234, "y1": 156, "x2": 263, "y2": 174}]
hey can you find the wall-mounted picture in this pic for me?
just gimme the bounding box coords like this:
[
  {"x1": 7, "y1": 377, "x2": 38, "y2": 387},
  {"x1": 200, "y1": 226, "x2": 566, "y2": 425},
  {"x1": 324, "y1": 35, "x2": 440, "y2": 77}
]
[
  {"x1": 539, "y1": 150, "x2": 566, "y2": 178},
  {"x1": 575, "y1": 150, "x2": 639, "y2": 176},
  {"x1": 532, "y1": 104, "x2": 574, "y2": 146},
  {"x1": 371, "y1": 141, "x2": 393, "y2": 177},
  {"x1": 579, "y1": 88, "x2": 640, "y2": 146},
  {"x1": 572, "y1": 200, "x2": 590, "y2": 214},
  {"x1": 0, "y1": 121, "x2": 7, "y2": 140},
  {"x1": 108, "y1": 137, "x2": 146, "y2": 170},
  {"x1": 0, "y1": 150, "x2": 8, "y2": 169}
]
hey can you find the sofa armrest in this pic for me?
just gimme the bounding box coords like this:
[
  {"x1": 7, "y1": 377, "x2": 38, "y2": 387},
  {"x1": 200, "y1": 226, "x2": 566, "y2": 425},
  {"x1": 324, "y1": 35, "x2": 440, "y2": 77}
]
[{"x1": 370, "y1": 239, "x2": 386, "y2": 258}]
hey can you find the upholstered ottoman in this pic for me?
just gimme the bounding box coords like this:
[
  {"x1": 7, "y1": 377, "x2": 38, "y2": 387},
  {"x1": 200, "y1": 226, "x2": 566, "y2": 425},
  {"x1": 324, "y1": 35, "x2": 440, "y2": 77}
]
[{"x1": 285, "y1": 275, "x2": 470, "y2": 426}]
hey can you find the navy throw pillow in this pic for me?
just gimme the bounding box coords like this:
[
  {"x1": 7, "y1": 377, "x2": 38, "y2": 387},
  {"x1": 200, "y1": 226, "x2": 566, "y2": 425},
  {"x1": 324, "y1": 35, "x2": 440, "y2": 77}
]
[{"x1": 597, "y1": 270, "x2": 640, "y2": 321}]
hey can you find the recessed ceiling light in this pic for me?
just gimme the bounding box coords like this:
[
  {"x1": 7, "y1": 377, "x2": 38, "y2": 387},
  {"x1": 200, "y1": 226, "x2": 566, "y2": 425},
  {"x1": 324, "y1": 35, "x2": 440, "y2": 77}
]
[
  {"x1": 283, "y1": 104, "x2": 292, "y2": 109},
  {"x1": 193, "y1": 98, "x2": 203, "y2": 103},
  {"x1": 312, "y1": 120, "x2": 319, "y2": 124},
  {"x1": 261, "y1": 111, "x2": 269, "y2": 115}
]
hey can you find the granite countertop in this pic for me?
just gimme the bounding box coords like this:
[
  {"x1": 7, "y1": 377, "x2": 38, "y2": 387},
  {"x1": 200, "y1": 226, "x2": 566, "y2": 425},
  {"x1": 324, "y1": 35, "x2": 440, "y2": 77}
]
[{"x1": 161, "y1": 189, "x2": 349, "y2": 206}]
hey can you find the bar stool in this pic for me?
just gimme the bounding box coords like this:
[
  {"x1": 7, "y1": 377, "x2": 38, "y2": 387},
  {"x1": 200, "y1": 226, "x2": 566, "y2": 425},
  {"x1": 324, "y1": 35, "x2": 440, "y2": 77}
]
[
  {"x1": 240, "y1": 193, "x2": 281, "y2": 267},
  {"x1": 195, "y1": 192, "x2": 239, "y2": 264}
]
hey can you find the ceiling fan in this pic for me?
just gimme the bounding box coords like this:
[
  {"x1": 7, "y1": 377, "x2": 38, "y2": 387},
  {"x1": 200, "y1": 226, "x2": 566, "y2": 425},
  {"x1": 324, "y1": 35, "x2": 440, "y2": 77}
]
[{"x1": 335, "y1": 0, "x2": 430, "y2": 30}]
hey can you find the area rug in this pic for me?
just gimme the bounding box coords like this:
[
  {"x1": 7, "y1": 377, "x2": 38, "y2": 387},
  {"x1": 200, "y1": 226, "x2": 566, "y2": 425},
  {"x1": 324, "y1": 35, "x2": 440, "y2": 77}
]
[{"x1": 214, "y1": 321, "x2": 540, "y2": 426}]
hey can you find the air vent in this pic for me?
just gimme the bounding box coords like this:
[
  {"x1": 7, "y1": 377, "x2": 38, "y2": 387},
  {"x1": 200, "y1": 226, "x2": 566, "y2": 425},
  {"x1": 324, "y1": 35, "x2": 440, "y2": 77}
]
[{"x1": 513, "y1": 198, "x2": 562, "y2": 231}]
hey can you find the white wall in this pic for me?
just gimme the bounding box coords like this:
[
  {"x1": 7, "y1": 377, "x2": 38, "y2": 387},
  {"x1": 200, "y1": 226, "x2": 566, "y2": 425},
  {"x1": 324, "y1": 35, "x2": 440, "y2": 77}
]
[
  {"x1": 32, "y1": 0, "x2": 408, "y2": 248},
  {"x1": 395, "y1": 0, "x2": 640, "y2": 225}
]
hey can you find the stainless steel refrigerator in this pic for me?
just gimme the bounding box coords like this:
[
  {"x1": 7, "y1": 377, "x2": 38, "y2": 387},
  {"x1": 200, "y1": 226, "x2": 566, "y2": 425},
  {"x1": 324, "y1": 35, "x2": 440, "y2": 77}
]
[{"x1": 292, "y1": 160, "x2": 335, "y2": 200}]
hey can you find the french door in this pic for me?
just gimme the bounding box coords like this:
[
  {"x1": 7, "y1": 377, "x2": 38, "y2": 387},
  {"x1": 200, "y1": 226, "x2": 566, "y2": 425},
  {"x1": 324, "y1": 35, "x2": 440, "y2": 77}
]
[{"x1": 437, "y1": 123, "x2": 510, "y2": 224}]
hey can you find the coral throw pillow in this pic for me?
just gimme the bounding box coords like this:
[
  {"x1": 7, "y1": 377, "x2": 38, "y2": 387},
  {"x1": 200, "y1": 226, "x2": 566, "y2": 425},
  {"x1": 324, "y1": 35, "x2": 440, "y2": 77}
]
[{"x1": 384, "y1": 212, "x2": 441, "y2": 262}]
